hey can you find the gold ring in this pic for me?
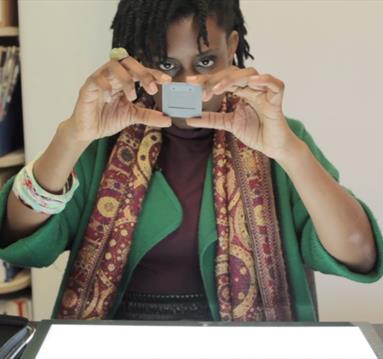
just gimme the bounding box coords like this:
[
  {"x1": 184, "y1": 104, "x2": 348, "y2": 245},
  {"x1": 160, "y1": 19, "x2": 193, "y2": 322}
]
[{"x1": 110, "y1": 47, "x2": 129, "y2": 61}]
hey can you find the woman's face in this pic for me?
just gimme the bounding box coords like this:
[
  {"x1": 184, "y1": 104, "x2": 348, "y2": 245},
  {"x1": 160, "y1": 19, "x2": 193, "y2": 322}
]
[{"x1": 149, "y1": 15, "x2": 239, "y2": 128}]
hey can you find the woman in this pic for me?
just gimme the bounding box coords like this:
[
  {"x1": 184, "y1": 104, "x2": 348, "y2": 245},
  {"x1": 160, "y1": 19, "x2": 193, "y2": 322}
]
[{"x1": 0, "y1": 0, "x2": 382, "y2": 322}]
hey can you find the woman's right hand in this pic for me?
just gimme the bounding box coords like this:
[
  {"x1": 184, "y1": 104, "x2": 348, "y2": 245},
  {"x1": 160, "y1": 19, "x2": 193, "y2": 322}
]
[{"x1": 67, "y1": 56, "x2": 172, "y2": 142}]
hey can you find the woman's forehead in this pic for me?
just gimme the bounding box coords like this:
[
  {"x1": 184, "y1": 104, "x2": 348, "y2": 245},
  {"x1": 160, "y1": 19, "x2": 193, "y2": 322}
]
[{"x1": 166, "y1": 15, "x2": 227, "y2": 58}]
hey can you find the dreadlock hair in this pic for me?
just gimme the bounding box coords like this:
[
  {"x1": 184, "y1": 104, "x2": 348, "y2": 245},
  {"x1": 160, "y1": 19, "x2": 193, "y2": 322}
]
[{"x1": 111, "y1": 0, "x2": 254, "y2": 69}]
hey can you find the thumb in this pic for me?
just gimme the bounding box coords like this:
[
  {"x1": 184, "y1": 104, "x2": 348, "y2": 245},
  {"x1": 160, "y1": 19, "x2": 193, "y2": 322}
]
[
  {"x1": 186, "y1": 111, "x2": 234, "y2": 131},
  {"x1": 129, "y1": 104, "x2": 171, "y2": 128}
]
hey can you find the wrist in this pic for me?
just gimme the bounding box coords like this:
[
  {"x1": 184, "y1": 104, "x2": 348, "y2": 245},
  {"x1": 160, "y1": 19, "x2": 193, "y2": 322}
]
[
  {"x1": 58, "y1": 118, "x2": 93, "y2": 149},
  {"x1": 274, "y1": 136, "x2": 310, "y2": 171},
  {"x1": 31, "y1": 119, "x2": 90, "y2": 194}
]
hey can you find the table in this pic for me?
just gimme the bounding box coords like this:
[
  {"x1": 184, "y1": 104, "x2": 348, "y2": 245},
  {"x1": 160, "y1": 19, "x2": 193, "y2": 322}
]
[{"x1": 374, "y1": 324, "x2": 383, "y2": 340}]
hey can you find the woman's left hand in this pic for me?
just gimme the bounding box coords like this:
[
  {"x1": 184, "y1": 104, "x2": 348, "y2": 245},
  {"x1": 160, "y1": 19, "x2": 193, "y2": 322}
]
[{"x1": 186, "y1": 66, "x2": 301, "y2": 161}]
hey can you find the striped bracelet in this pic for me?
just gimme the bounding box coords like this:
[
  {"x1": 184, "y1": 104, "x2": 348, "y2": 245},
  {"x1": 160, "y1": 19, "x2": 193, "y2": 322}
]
[{"x1": 12, "y1": 160, "x2": 79, "y2": 215}]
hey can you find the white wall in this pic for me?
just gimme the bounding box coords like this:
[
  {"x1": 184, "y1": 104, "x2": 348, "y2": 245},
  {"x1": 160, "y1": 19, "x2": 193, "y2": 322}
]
[
  {"x1": 240, "y1": 0, "x2": 383, "y2": 323},
  {"x1": 18, "y1": 0, "x2": 383, "y2": 322}
]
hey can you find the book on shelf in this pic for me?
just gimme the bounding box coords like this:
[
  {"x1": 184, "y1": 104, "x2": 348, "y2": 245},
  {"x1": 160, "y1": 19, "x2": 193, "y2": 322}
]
[
  {"x1": 0, "y1": 260, "x2": 23, "y2": 283},
  {"x1": 0, "y1": 44, "x2": 23, "y2": 157},
  {"x1": 0, "y1": 289, "x2": 32, "y2": 320},
  {"x1": 0, "y1": 268, "x2": 31, "y2": 295},
  {"x1": 0, "y1": 261, "x2": 31, "y2": 320},
  {"x1": 0, "y1": 0, "x2": 18, "y2": 27},
  {"x1": 0, "y1": 45, "x2": 19, "y2": 120},
  {"x1": 0, "y1": 0, "x2": 23, "y2": 158}
]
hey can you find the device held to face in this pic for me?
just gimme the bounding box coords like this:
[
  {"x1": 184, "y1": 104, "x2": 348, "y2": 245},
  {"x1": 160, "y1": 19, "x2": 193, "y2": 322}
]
[{"x1": 162, "y1": 82, "x2": 202, "y2": 118}]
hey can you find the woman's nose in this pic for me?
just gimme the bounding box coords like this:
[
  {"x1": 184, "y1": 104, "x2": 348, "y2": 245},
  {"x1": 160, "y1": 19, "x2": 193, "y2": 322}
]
[{"x1": 173, "y1": 70, "x2": 198, "y2": 83}]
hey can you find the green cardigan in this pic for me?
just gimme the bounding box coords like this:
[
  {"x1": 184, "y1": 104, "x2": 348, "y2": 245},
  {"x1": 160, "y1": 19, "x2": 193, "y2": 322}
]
[{"x1": 0, "y1": 118, "x2": 382, "y2": 321}]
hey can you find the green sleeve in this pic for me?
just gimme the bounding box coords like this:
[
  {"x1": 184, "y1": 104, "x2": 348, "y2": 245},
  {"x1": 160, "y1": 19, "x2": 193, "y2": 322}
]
[
  {"x1": 0, "y1": 141, "x2": 99, "y2": 268},
  {"x1": 287, "y1": 118, "x2": 383, "y2": 283}
]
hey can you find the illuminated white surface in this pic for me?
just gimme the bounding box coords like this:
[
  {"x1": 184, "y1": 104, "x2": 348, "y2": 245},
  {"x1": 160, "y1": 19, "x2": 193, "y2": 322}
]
[{"x1": 35, "y1": 325, "x2": 377, "y2": 359}]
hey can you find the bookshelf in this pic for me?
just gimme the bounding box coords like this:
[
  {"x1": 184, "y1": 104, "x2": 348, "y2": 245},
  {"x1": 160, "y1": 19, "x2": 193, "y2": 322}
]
[
  {"x1": 0, "y1": 269, "x2": 30, "y2": 295},
  {"x1": 0, "y1": 18, "x2": 31, "y2": 318},
  {"x1": 0, "y1": 148, "x2": 24, "y2": 168},
  {"x1": 0, "y1": 26, "x2": 18, "y2": 37}
]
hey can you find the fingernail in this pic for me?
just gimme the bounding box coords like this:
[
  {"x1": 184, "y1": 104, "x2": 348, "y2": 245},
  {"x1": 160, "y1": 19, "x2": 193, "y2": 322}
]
[
  {"x1": 128, "y1": 89, "x2": 137, "y2": 101},
  {"x1": 161, "y1": 74, "x2": 172, "y2": 81},
  {"x1": 203, "y1": 91, "x2": 211, "y2": 101},
  {"x1": 148, "y1": 82, "x2": 158, "y2": 93}
]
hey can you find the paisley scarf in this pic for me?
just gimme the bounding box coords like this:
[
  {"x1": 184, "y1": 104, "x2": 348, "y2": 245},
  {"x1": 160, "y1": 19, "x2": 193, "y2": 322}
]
[{"x1": 57, "y1": 93, "x2": 294, "y2": 321}]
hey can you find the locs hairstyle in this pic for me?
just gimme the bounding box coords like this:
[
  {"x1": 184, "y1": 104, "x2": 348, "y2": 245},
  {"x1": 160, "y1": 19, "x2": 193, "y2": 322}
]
[{"x1": 111, "y1": 0, "x2": 254, "y2": 69}]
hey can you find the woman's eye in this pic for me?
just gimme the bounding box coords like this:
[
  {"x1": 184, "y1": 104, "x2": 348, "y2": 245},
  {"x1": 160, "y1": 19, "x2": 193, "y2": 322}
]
[
  {"x1": 197, "y1": 58, "x2": 215, "y2": 68},
  {"x1": 159, "y1": 62, "x2": 176, "y2": 71}
]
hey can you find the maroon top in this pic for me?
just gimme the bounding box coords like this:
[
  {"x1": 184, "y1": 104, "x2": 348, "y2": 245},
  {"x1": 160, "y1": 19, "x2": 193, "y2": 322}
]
[{"x1": 126, "y1": 125, "x2": 214, "y2": 294}]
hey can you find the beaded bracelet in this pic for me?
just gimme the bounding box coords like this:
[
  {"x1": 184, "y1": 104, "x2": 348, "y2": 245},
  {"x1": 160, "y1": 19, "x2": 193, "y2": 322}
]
[{"x1": 12, "y1": 160, "x2": 79, "y2": 215}]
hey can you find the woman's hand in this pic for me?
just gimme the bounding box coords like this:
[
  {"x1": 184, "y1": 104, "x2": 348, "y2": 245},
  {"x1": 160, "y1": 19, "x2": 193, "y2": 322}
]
[
  {"x1": 186, "y1": 66, "x2": 302, "y2": 161},
  {"x1": 67, "y1": 56, "x2": 172, "y2": 143}
]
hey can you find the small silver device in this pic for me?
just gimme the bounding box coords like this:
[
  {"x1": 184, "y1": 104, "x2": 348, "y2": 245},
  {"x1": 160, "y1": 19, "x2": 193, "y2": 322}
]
[{"x1": 162, "y1": 82, "x2": 202, "y2": 118}]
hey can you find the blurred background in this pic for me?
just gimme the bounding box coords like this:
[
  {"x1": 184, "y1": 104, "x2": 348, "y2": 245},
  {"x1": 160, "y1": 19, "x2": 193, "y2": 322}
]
[{"x1": 7, "y1": 0, "x2": 383, "y2": 321}]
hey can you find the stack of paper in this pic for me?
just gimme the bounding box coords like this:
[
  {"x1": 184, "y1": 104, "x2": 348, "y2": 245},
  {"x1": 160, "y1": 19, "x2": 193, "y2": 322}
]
[{"x1": 34, "y1": 325, "x2": 379, "y2": 359}]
